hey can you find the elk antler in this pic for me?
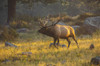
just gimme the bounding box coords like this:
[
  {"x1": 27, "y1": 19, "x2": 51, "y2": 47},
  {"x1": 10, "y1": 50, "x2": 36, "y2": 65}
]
[
  {"x1": 39, "y1": 18, "x2": 45, "y2": 27},
  {"x1": 53, "y1": 19, "x2": 61, "y2": 25},
  {"x1": 44, "y1": 15, "x2": 50, "y2": 26},
  {"x1": 43, "y1": 14, "x2": 61, "y2": 27},
  {"x1": 39, "y1": 17, "x2": 48, "y2": 27},
  {"x1": 39, "y1": 14, "x2": 61, "y2": 27},
  {"x1": 53, "y1": 14, "x2": 61, "y2": 25}
]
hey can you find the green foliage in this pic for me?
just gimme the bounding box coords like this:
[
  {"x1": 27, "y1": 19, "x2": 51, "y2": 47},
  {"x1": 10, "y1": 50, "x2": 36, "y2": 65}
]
[
  {"x1": 0, "y1": 27, "x2": 19, "y2": 41},
  {"x1": 9, "y1": 15, "x2": 40, "y2": 29},
  {"x1": 10, "y1": 20, "x2": 29, "y2": 29}
]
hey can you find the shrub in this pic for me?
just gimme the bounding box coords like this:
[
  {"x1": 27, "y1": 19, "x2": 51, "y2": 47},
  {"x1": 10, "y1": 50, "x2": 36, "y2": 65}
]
[
  {"x1": 10, "y1": 20, "x2": 29, "y2": 29},
  {"x1": 77, "y1": 13, "x2": 99, "y2": 20},
  {"x1": 92, "y1": 29, "x2": 100, "y2": 38},
  {"x1": 0, "y1": 26, "x2": 19, "y2": 41}
]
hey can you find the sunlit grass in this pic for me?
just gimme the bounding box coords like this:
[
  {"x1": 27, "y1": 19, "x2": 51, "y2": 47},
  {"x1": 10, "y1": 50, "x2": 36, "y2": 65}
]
[{"x1": 0, "y1": 36, "x2": 100, "y2": 66}]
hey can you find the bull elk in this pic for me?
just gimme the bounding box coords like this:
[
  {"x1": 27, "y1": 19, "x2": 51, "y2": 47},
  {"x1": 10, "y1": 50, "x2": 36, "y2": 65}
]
[{"x1": 38, "y1": 17, "x2": 79, "y2": 48}]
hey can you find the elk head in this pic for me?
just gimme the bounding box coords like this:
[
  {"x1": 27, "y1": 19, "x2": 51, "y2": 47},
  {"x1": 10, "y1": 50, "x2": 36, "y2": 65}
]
[{"x1": 38, "y1": 16, "x2": 61, "y2": 35}]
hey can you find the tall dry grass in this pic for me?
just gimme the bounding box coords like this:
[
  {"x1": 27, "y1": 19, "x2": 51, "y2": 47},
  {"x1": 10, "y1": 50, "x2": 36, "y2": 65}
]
[{"x1": 0, "y1": 31, "x2": 100, "y2": 66}]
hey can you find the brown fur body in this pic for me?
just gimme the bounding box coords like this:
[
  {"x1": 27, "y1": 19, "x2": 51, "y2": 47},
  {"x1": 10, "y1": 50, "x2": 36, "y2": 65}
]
[{"x1": 38, "y1": 24, "x2": 79, "y2": 48}]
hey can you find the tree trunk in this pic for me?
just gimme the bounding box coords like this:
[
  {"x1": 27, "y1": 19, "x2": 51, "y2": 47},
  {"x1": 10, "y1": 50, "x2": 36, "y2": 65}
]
[{"x1": 7, "y1": 0, "x2": 16, "y2": 24}]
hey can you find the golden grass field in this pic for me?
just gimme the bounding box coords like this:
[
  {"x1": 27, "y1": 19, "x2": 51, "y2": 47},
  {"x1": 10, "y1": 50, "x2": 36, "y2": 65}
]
[{"x1": 0, "y1": 33, "x2": 100, "y2": 66}]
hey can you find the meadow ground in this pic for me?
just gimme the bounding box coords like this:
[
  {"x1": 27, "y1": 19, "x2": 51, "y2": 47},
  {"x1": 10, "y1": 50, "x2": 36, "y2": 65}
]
[{"x1": 0, "y1": 32, "x2": 100, "y2": 66}]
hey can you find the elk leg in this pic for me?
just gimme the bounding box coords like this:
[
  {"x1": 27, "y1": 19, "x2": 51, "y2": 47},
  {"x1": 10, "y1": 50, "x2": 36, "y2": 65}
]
[
  {"x1": 57, "y1": 39, "x2": 60, "y2": 46},
  {"x1": 53, "y1": 38, "x2": 58, "y2": 48},
  {"x1": 66, "y1": 38, "x2": 71, "y2": 48},
  {"x1": 72, "y1": 37, "x2": 79, "y2": 48}
]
